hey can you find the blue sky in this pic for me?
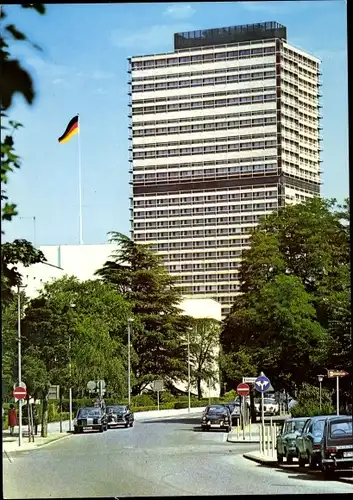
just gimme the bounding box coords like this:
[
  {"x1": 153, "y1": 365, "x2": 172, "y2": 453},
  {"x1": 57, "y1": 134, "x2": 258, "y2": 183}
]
[{"x1": 4, "y1": 1, "x2": 348, "y2": 246}]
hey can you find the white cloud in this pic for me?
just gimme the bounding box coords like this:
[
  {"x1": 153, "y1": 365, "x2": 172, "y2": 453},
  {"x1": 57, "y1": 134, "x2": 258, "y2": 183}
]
[
  {"x1": 239, "y1": 1, "x2": 311, "y2": 15},
  {"x1": 163, "y1": 4, "x2": 195, "y2": 19},
  {"x1": 110, "y1": 23, "x2": 195, "y2": 51}
]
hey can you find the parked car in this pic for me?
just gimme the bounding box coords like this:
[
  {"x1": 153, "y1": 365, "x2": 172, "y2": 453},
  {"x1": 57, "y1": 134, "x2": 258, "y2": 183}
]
[
  {"x1": 74, "y1": 406, "x2": 108, "y2": 433},
  {"x1": 106, "y1": 405, "x2": 134, "y2": 428},
  {"x1": 255, "y1": 398, "x2": 279, "y2": 417},
  {"x1": 201, "y1": 405, "x2": 231, "y2": 432},
  {"x1": 230, "y1": 402, "x2": 241, "y2": 426},
  {"x1": 320, "y1": 416, "x2": 353, "y2": 479},
  {"x1": 296, "y1": 415, "x2": 338, "y2": 468},
  {"x1": 276, "y1": 417, "x2": 309, "y2": 464}
]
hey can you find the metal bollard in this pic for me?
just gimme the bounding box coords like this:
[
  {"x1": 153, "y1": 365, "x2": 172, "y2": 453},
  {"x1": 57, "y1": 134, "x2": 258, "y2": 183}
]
[
  {"x1": 266, "y1": 425, "x2": 270, "y2": 456},
  {"x1": 249, "y1": 418, "x2": 251, "y2": 440},
  {"x1": 259, "y1": 424, "x2": 262, "y2": 453},
  {"x1": 273, "y1": 426, "x2": 276, "y2": 457}
]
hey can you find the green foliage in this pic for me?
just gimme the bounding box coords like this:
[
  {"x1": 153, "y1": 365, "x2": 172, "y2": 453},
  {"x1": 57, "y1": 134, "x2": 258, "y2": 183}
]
[
  {"x1": 189, "y1": 318, "x2": 220, "y2": 399},
  {"x1": 1, "y1": 4, "x2": 46, "y2": 227},
  {"x1": 95, "y1": 232, "x2": 191, "y2": 393},
  {"x1": 224, "y1": 390, "x2": 237, "y2": 400},
  {"x1": 221, "y1": 198, "x2": 351, "y2": 394},
  {"x1": 290, "y1": 383, "x2": 335, "y2": 417},
  {"x1": 132, "y1": 394, "x2": 155, "y2": 407},
  {"x1": 1, "y1": 239, "x2": 46, "y2": 306}
]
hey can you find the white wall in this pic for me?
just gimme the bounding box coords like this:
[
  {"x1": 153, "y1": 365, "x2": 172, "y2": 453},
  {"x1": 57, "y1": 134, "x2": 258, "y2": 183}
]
[{"x1": 15, "y1": 243, "x2": 117, "y2": 298}]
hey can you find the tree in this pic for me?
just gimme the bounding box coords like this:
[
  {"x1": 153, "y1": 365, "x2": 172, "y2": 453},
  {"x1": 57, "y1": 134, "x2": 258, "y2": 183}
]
[
  {"x1": 21, "y1": 276, "x2": 132, "y2": 436},
  {"x1": 1, "y1": 4, "x2": 46, "y2": 227},
  {"x1": 189, "y1": 318, "x2": 220, "y2": 399},
  {"x1": 1, "y1": 239, "x2": 46, "y2": 306},
  {"x1": 221, "y1": 197, "x2": 351, "y2": 395},
  {"x1": 95, "y1": 232, "x2": 190, "y2": 393}
]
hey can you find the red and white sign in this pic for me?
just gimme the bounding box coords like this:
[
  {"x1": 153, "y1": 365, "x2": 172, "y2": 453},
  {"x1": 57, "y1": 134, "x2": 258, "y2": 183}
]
[
  {"x1": 237, "y1": 382, "x2": 250, "y2": 396},
  {"x1": 13, "y1": 386, "x2": 27, "y2": 400}
]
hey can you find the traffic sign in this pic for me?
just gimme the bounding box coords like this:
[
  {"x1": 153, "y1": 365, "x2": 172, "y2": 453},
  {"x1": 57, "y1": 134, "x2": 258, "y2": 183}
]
[
  {"x1": 237, "y1": 383, "x2": 250, "y2": 396},
  {"x1": 255, "y1": 375, "x2": 271, "y2": 393},
  {"x1": 152, "y1": 380, "x2": 164, "y2": 392},
  {"x1": 328, "y1": 370, "x2": 349, "y2": 378},
  {"x1": 243, "y1": 377, "x2": 257, "y2": 384},
  {"x1": 13, "y1": 386, "x2": 27, "y2": 400},
  {"x1": 87, "y1": 380, "x2": 97, "y2": 391}
]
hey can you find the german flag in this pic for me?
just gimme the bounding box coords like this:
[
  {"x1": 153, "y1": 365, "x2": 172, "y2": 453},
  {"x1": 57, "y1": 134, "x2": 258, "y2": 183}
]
[{"x1": 58, "y1": 115, "x2": 79, "y2": 144}]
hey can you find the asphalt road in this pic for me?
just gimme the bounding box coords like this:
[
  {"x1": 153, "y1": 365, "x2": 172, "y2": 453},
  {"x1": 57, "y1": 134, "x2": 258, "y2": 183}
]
[{"x1": 3, "y1": 412, "x2": 353, "y2": 497}]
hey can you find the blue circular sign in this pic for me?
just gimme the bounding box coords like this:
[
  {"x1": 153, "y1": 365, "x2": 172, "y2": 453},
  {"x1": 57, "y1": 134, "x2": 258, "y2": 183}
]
[{"x1": 255, "y1": 375, "x2": 271, "y2": 393}]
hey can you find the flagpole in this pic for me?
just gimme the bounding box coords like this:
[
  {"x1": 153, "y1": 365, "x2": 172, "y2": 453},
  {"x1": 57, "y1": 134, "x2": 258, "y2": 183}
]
[{"x1": 77, "y1": 113, "x2": 83, "y2": 245}]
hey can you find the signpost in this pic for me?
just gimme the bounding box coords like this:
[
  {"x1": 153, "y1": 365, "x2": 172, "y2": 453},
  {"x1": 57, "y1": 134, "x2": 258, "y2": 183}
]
[
  {"x1": 255, "y1": 373, "x2": 271, "y2": 454},
  {"x1": 86, "y1": 380, "x2": 97, "y2": 393},
  {"x1": 327, "y1": 370, "x2": 348, "y2": 415},
  {"x1": 237, "y1": 383, "x2": 250, "y2": 440},
  {"x1": 152, "y1": 380, "x2": 164, "y2": 411},
  {"x1": 97, "y1": 380, "x2": 106, "y2": 399},
  {"x1": 13, "y1": 384, "x2": 27, "y2": 448}
]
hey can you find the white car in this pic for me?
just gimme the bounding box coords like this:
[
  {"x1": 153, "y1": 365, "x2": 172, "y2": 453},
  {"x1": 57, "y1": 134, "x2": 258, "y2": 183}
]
[{"x1": 255, "y1": 398, "x2": 279, "y2": 416}]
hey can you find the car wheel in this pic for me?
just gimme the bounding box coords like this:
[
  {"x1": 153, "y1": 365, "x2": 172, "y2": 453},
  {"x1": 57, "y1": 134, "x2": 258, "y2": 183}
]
[
  {"x1": 322, "y1": 465, "x2": 335, "y2": 480},
  {"x1": 277, "y1": 452, "x2": 284, "y2": 464},
  {"x1": 130, "y1": 421, "x2": 134, "y2": 427},
  {"x1": 125, "y1": 423, "x2": 129, "y2": 428},
  {"x1": 286, "y1": 455, "x2": 293, "y2": 465},
  {"x1": 99, "y1": 425, "x2": 104, "y2": 433},
  {"x1": 298, "y1": 453, "x2": 306, "y2": 467},
  {"x1": 74, "y1": 427, "x2": 79, "y2": 434},
  {"x1": 308, "y1": 453, "x2": 316, "y2": 469}
]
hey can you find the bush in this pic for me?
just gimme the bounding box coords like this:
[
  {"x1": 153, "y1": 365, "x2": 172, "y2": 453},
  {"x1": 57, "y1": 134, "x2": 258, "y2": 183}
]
[
  {"x1": 132, "y1": 394, "x2": 155, "y2": 407},
  {"x1": 291, "y1": 402, "x2": 335, "y2": 418},
  {"x1": 224, "y1": 390, "x2": 237, "y2": 401},
  {"x1": 290, "y1": 382, "x2": 335, "y2": 417}
]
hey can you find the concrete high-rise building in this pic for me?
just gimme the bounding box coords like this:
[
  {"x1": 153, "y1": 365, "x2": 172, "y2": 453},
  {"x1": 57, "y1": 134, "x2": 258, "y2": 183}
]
[{"x1": 129, "y1": 21, "x2": 321, "y2": 317}]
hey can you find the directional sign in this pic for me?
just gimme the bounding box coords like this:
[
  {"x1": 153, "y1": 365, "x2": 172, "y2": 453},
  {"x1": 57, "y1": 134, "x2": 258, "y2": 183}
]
[
  {"x1": 13, "y1": 386, "x2": 27, "y2": 400},
  {"x1": 243, "y1": 377, "x2": 257, "y2": 384},
  {"x1": 255, "y1": 375, "x2": 271, "y2": 393},
  {"x1": 237, "y1": 383, "x2": 250, "y2": 396},
  {"x1": 328, "y1": 370, "x2": 349, "y2": 378}
]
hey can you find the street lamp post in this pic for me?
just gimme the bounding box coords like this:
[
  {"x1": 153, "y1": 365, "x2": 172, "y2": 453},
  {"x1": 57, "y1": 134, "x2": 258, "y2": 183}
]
[
  {"x1": 317, "y1": 375, "x2": 324, "y2": 411},
  {"x1": 68, "y1": 303, "x2": 76, "y2": 432},
  {"x1": 127, "y1": 318, "x2": 133, "y2": 406},
  {"x1": 187, "y1": 327, "x2": 192, "y2": 413},
  {"x1": 17, "y1": 284, "x2": 27, "y2": 447}
]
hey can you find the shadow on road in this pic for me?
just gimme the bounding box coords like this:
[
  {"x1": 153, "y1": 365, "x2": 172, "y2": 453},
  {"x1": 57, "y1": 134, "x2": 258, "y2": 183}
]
[
  {"x1": 272, "y1": 465, "x2": 353, "y2": 483},
  {"x1": 142, "y1": 417, "x2": 201, "y2": 425}
]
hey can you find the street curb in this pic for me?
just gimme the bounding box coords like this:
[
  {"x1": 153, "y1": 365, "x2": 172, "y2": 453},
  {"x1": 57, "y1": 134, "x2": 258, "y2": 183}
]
[
  {"x1": 243, "y1": 452, "x2": 277, "y2": 466},
  {"x1": 228, "y1": 438, "x2": 260, "y2": 443},
  {"x1": 3, "y1": 432, "x2": 72, "y2": 454}
]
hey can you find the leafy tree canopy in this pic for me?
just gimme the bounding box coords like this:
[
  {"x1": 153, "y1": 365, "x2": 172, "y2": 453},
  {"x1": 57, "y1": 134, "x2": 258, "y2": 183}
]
[{"x1": 96, "y1": 232, "x2": 191, "y2": 392}]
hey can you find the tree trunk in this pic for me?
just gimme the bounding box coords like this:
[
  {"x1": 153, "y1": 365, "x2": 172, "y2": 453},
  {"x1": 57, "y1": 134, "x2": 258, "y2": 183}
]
[
  {"x1": 197, "y1": 377, "x2": 202, "y2": 400},
  {"x1": 41, "y1": 390, "x2": 49, "y2": 438}
]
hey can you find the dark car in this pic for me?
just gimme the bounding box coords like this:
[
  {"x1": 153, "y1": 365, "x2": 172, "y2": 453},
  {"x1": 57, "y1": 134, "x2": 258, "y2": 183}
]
[
  {"x1": 320, "y1": 416, "x2": 353, "y2": 479},
  {"x1": 296, "y1": 415, "x2": 338, "y2": 468},
  {"x1": 106, "y1": 405, "x2": 134, "y2": 428},
  {"x1": 276, "y1": 417, "x2": 309, "y2": 464},
  {"x1": 201, "y1": 404, "x2": 231, "y2": 432},
  {"x1": 74, "y1": 406, "x2": 108, "y2": 433}
]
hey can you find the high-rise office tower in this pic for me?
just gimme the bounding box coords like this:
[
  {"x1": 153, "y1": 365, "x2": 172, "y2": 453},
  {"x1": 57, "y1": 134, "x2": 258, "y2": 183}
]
[{"x1": 129, "y1": 22, "x2": 321, "y2": 317}]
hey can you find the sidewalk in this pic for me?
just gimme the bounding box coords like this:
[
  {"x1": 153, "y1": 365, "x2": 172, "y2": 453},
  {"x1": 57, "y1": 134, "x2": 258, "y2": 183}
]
[{"x1": 227, "y1": 423, "x2": 261, "y2": 443}]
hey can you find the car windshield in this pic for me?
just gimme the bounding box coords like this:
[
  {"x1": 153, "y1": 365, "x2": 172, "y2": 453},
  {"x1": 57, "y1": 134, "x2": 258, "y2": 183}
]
[
  {"x1": 207, "y1": 406, "x2": 226, "y2": 413},
  {"x1": 312, "y1": 419, "x2": 325, "y2": 434},
  {"x1": 264, "y1": 399, "x2": 274, "y2": 404},
  {"x1": 330, "y1": 420, "x2": 353, "y2": 437},
  {"x1": 78, "y1": 408, "x2": 101, "y2": 418},
  {"x1": 284, "y1": 420, "x2": 307, "y2": 433},
  {"x1": 107, "y1": 406, "x2": 126, "y2": 413}
]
